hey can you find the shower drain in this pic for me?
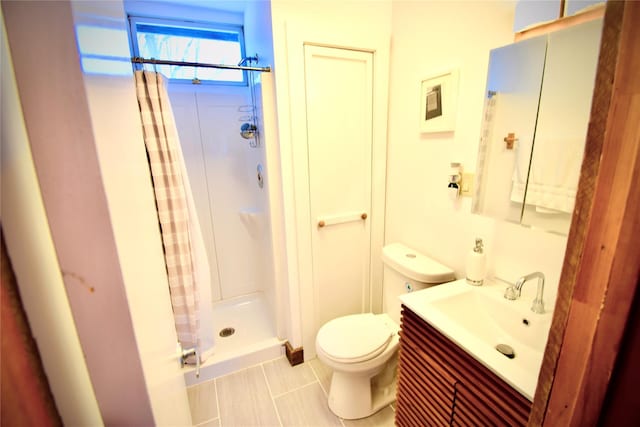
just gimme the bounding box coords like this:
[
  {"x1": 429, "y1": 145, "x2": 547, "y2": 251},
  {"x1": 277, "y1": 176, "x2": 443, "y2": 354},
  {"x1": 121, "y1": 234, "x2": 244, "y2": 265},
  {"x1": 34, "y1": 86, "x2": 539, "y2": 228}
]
[{"x1": 219, "y1": 327, "x2": 236, "y2": 338}]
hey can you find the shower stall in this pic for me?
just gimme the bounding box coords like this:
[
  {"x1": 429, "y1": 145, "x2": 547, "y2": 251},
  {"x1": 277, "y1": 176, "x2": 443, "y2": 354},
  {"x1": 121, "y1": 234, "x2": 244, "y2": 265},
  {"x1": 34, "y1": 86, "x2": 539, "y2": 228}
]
[
  {"x1": 167, "y1": 65, "x2": 283, "y2": 382},
  {"x1": 123, "y1": 0, "x2": 286, "y2": 384}
]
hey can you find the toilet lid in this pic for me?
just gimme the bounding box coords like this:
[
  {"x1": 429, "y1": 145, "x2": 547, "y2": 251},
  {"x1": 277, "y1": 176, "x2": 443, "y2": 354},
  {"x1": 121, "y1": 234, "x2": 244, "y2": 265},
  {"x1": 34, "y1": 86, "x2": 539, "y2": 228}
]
[{"x1": 316, "y1": 313, "x2": 393, "y2": 363}]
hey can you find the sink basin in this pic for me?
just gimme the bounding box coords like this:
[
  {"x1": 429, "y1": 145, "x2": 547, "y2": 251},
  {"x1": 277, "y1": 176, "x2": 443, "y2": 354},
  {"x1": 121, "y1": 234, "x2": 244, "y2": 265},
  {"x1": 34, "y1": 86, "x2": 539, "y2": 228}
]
[
  {"x1": 399, "y1": 278, "x2": 553, "y2": 400},
  {"x1": 430, "y1": 285, "x2": 551, "y2": 351}
]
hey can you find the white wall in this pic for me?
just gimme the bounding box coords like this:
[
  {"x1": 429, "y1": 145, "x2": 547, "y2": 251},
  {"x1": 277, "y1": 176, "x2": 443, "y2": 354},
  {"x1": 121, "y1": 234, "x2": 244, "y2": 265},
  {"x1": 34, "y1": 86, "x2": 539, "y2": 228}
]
[
  {"x1": 386, "y1": 0, "x2": 567, "y2": 307},
  {"x1": 171, "y1": 86, "x2": 274, "y2": 302},
  {"x1": 72, "y1": 1, "x2": 198, "y2": 423},
  {"x1": 244, "y1": 0, "x2": 286, "y2": 342},
  {"x1": 124, "y1": 0, "x2": 243, "y2": 25},
  {"x1": 3, "y1": 1, "x2": 154, "y2": 423},
  {"x1": 0, "y1": 10, "x2": 103, "y2": 426},
  {"x1": 4, "y1": 0, "x2": 194, "y2": 424}
]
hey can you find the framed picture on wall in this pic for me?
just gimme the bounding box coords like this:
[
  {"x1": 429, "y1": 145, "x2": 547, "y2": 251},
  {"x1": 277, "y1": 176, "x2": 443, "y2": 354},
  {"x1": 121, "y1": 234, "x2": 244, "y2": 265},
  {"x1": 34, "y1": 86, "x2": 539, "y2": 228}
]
[{"x1": 420, "y1": 69, "x2": 459, "y2": 133}]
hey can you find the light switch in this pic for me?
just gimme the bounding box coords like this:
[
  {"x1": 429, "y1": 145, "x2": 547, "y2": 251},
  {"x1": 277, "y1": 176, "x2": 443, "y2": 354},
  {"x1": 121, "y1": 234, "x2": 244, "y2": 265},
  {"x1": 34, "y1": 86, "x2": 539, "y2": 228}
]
[{"x1": 461, "y1": 173, "x2": 475, "y2": 197}]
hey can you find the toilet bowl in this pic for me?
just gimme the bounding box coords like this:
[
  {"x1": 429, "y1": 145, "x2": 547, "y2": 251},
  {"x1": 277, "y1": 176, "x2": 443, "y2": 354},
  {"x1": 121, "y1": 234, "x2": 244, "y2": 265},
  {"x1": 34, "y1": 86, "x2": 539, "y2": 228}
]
[
  {"x1": 316, "y1": 313, "x2": 399, "y2": 420},
  {"x1": 315, "y1": 243, "x2": 454, "y2": 420}
]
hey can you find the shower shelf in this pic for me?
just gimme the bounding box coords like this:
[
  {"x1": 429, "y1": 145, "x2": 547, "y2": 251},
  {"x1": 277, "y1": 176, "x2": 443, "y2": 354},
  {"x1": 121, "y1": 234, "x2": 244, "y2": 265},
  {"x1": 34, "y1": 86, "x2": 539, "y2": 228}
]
[{"x1": 239, "y1": 208, "x2": 265, "y2": 237}]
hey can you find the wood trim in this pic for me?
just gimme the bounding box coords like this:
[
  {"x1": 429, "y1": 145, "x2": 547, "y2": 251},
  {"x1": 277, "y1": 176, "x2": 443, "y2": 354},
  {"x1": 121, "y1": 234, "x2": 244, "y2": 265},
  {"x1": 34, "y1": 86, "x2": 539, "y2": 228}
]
[
  {"x1": 530, "y1": 1, "x2": 640, "y2": 425},
  {"x1": 515, "y1": 3, "x2": 605, "y2": 42},
  {"x1": 0, "y1": 230, "x2": 62, "y2": 425},
  {"x1": 284, "y1": 341, "x2": 304, "y2": 366},
  {"x1": 528, "y1": 2, "x2": 624, "y2": 424},
  {"x1": 546, "y1": 1, "x2": 640, "y2": 423},
  {"x1": 598, "y1": 289, "x2": 640, "y2": 425}
]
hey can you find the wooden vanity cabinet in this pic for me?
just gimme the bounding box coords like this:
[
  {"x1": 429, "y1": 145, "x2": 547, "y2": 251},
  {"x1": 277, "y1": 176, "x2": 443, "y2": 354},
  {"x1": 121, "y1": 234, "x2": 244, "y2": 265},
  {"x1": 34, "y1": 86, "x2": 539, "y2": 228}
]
[{"x1": 396, "y1": 305, "x2": 532, "y2": 426}]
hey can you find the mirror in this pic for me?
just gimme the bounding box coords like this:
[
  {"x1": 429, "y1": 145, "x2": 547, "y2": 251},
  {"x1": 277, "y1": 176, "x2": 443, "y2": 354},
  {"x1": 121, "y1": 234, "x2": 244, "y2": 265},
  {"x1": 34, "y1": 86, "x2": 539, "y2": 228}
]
[
  {"x1": 473, "y1": 19, "x2": 603, "y2": 235},
  {"x1": 473, "y1": 35, "x2": 547, "y2": 224}
]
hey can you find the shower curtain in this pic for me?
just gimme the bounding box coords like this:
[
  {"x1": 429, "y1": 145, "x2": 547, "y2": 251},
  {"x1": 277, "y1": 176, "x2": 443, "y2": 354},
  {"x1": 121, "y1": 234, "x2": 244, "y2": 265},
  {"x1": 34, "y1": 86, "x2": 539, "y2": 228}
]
[
  {"x1": 473, "y1": 92, "x2": 498, "y2": 212},
  {"x1": 134, "y1": 70, "x2": 214, "y2": 362}
]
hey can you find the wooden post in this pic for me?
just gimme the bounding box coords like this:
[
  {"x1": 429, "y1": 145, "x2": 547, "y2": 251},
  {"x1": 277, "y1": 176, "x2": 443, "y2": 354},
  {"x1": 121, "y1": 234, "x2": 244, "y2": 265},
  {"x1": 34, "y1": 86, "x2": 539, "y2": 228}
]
[{"x1": 530, "y1": 1, "x2": 640, "y2": 425}]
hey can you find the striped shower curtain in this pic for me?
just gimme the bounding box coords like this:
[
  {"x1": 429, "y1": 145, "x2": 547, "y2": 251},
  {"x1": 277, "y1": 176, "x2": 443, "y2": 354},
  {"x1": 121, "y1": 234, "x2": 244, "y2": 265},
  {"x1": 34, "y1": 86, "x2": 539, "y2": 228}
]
[
  {"x1": 134, "y1": 70, "x2": 213, "y2": 360},
  {"x1": 472, "y1": 92, "x2": 498, "y2": 213}
]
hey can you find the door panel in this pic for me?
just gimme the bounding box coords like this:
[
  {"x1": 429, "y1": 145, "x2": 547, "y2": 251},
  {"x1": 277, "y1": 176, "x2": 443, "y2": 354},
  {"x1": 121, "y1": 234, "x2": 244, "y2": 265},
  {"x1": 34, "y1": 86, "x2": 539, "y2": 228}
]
[
  {"x1": 3, "y1": 1, "x2": 193, "y2": 424},
  {"x1": 304, "y1": 45, "x2": 373, "y2": 329}
]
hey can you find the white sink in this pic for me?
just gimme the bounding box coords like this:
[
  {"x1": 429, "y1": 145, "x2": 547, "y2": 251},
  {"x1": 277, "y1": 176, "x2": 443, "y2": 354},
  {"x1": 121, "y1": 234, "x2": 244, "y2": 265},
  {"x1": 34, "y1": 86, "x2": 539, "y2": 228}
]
[{"x1": 399, "y1": 278, "x2": 553, "y2": 400}]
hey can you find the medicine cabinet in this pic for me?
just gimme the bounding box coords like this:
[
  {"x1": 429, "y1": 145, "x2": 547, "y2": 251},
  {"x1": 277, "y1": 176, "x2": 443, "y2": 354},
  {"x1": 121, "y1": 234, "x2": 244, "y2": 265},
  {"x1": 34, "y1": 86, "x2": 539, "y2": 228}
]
[{"x1": 473, "y1": 18, "x2": 603, "y2": 235}]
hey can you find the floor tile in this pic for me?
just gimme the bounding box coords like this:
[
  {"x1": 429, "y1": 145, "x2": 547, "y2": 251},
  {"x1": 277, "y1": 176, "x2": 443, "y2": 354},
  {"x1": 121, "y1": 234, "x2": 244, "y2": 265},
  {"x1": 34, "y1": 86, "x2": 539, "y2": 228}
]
[
  {"x1": 275, "y1": 383, "x2": 342, "y2": 427},
  {"x1": 343, "y1": 406, "x2": 396, "y2": 427},
  {"x1": 216, "y1": 365, "x2": 280, "y2": 426},
  {"x1": 187, "y1": 380, "x2": 218, "y2": 425},
  {"x1": 308, "y1": 358, "x2": 333, "y2": 396},
  {"x1": 196, "y1": 418, "x2": 221, "y2": 427},
  {"x1": 263, "y1": 357, "x2": 317, "y2": 396}
]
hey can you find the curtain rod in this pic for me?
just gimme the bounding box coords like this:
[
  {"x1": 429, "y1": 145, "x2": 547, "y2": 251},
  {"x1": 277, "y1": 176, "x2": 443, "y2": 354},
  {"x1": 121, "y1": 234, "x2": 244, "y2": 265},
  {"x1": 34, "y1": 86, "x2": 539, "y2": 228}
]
[{"x1": 131, "y1": 57, "x2": 271, "y2": 72}]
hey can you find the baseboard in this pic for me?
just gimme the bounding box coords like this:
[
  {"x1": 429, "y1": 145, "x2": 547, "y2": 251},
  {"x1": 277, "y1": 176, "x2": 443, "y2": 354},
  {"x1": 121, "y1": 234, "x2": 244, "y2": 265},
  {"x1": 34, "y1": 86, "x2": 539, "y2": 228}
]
[{"x1": 284, "y1": 341, "x2": 304, "y2": 366}]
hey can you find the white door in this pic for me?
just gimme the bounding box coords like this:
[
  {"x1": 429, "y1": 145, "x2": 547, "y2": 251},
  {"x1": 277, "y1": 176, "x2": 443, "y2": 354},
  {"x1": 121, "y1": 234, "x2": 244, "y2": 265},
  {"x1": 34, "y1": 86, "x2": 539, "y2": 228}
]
[{"x1": 304, "y1": 45, "x2": 374, "y2": 330}]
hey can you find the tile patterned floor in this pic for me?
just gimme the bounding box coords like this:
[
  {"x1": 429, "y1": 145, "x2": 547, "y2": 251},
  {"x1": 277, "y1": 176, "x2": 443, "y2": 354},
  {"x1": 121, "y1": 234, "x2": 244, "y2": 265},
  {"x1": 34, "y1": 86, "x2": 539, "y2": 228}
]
[{"x1": 187, "y1": 356, "x2": 396, "y2": 427}]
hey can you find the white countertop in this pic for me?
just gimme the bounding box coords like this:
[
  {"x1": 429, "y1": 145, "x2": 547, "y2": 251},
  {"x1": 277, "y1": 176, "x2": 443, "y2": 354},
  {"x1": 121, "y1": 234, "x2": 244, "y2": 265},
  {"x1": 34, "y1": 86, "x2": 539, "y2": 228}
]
[{"x1": 399, "y1": 278, "x2": 553, "y2": 400}]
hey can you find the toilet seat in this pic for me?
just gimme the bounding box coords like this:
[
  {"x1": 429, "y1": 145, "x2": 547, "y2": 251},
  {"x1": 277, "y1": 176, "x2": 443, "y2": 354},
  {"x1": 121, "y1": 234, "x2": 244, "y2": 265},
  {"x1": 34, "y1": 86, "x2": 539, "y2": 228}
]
[{"x1": 317, "y1": 313, "x2": 393, "y2": 364}]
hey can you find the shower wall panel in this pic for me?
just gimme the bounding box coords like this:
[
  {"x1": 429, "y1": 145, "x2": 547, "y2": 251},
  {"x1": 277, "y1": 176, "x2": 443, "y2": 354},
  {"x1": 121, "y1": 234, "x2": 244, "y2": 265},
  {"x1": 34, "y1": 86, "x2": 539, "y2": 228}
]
[
  {"x1": 171, "y1": 87, "x2": 268, "y2": 302},
  {"x1": 170, "y1": 91, "x2": 223, "y2": 302}
]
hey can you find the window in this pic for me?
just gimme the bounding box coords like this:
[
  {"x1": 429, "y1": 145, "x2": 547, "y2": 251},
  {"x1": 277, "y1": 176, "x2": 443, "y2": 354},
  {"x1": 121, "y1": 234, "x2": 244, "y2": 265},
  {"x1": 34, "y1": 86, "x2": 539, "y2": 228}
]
[{"x1": 128, "y1": 16, "x2": 246, "y2": 85}]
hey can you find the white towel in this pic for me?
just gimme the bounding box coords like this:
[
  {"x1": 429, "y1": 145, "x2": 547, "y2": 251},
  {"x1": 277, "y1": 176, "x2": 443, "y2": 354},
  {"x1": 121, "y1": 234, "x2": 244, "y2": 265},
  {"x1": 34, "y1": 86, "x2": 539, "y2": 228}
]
[{"x1": 514, "y1": 136, "x2": 583, "y2": 214}]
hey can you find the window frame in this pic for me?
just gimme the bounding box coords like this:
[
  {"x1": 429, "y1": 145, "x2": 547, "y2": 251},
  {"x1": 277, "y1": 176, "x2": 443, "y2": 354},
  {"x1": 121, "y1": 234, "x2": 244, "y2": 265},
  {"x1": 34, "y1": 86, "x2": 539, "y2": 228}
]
[{"x1": 127, "y1": 15, "x2": 248, "y2": 86}]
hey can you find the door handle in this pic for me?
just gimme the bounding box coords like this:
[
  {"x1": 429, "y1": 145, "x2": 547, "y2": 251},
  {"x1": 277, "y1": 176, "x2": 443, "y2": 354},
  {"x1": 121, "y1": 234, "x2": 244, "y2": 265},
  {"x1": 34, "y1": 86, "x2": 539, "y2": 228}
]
[{"x1": 179, "y1": 345, "x2": 200, "y2": 378}]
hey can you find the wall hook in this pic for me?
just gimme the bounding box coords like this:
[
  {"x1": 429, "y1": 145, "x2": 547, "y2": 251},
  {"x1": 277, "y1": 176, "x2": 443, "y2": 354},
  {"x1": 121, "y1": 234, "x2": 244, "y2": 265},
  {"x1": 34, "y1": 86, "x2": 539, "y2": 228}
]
[{"x1": 504, "y1": 132, "x2": 518, "y2": 150}]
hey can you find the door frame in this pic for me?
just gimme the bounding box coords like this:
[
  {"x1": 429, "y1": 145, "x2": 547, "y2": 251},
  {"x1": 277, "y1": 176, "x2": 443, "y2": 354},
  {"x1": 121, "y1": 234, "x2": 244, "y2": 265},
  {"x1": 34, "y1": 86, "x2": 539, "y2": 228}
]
[
  {"x1": 530, "y1": 1, "x2": 640, "y2": 424},
  {"x1": 2, "y1": 1, "x2": 193, "y2": 424}
]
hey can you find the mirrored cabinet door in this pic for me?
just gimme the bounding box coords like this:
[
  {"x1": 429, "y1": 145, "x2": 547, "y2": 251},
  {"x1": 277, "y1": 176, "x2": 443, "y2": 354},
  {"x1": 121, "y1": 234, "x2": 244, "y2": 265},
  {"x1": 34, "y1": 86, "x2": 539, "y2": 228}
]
[
  {"x1": 473, "y1": 18, "x2": 603, "y2": 235},
  {"x1": 473, "y1": 36, "x2": 547, "y2": 223},
  {"x1": 521, "y1": 19, "x2": 603, "y2": 234}
]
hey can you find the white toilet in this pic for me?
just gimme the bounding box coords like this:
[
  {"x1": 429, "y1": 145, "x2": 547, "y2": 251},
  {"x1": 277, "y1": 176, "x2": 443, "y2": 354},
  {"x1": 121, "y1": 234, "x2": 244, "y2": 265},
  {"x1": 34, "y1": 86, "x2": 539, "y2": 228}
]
[{"x1": 315, "y1": 242, "x2": 455, "y2": 420}]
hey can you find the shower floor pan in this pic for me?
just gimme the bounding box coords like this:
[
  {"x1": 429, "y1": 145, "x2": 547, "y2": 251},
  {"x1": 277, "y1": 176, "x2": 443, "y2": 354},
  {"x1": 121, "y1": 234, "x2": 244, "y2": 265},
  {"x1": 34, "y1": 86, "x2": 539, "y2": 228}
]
[{"x1": 184, "y1": 292, "x2": 284, "y2": 385}]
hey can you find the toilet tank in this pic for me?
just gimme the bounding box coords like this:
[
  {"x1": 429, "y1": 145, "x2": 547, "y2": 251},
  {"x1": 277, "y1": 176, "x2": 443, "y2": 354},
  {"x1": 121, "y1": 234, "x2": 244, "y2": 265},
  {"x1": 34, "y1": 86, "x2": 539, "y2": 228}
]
[{"x1": 381, "y1": 243, "x2": 455, "y2": 324}]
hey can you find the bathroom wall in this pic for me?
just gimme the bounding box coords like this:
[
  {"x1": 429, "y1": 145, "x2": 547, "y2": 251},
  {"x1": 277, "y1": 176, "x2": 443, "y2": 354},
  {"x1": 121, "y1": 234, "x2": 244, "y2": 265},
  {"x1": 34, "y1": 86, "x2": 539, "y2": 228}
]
[
  {"x1": 385, "y1": 0, "x2": 568, "y2": 306},
  {"x1": 4, "y1": 0, "x2": 196, "y2": 423},
  {"x1": 71, "y1": 0, "x2": 204, "y2": 418},
  {"x1": 244, "y1": 0, "x2": 287, "y2": 343},
  {"x1": 124, "y1": 0, "x2": 243, "y2": 25},
  {"x1": 172, "y1": 87, "x2": 266, "y2": 302},
  {"x1": 0, "y1": 10, "x2": 102, "y2": 425}
]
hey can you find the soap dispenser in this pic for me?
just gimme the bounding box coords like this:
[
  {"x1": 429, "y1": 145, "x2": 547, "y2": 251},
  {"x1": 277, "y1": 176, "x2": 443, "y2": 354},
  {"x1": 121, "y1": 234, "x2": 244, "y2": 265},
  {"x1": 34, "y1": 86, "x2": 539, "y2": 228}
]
[{"x1": 466, "y1": 238, "x2": 486, "y2": 286}]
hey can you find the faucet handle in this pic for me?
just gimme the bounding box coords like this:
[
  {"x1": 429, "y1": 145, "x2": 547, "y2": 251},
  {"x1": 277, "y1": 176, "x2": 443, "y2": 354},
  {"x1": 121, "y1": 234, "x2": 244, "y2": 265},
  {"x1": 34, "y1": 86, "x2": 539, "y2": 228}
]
[{"x1": 504, "y1": 285, "x2": 518, "y2": 300}]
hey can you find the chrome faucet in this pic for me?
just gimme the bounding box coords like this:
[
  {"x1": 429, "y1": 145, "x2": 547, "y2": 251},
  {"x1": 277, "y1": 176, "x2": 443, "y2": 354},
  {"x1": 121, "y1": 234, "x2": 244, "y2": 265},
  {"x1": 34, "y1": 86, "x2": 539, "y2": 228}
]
[{"x1": 504, "y1": 271, "x2": 545, "y2": 314}]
